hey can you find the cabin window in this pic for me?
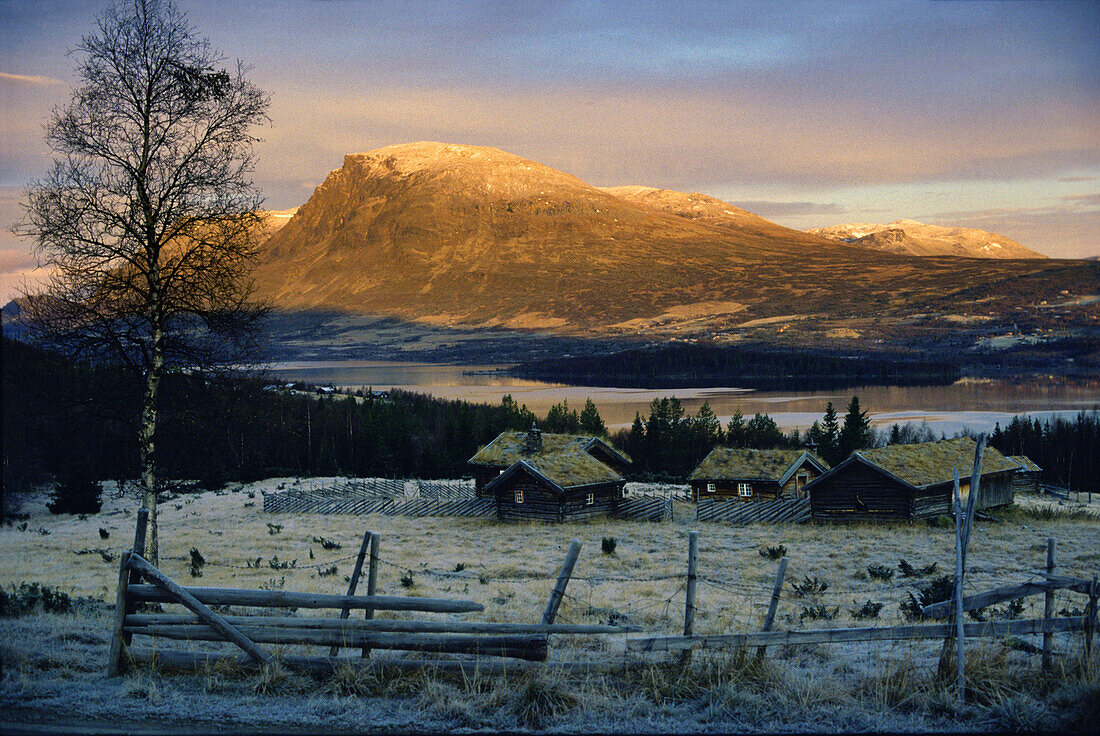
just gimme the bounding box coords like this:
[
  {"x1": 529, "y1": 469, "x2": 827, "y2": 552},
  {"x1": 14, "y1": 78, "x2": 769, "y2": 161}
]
[
  {"x1": 515, "y1": 489, "x2": 524, "y2": 504},
  {"x1": 738, "y1": 483, "x2": 752, "y2": 497},
  {"x1": 586, "y1": 492, "x2": 594, "y2": 505},
  {"x1": 706, "y1": 483, "x2": 716, "y2": 493}
]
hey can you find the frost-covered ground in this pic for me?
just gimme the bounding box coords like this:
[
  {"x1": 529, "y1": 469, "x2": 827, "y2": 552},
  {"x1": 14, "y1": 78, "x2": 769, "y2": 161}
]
[{"x1": 1, "y1": 479, "x2": 1098, "y2": 733}]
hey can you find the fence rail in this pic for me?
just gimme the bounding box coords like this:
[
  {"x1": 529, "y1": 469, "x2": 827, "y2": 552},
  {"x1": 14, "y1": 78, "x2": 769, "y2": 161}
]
[
  {"x1": 695, "y1": 497, "x2": 810, "y2": 524},
  {"x1": 616, "y1": 496, "x2": 673, "y2": 522},
  {"x1": 264, "y1": 491, "x2": 495, "y2": 518}
]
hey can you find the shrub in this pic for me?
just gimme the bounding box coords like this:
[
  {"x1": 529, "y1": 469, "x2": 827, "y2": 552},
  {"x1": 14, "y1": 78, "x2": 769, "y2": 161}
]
[
  {"x1": 759, "y1": 544, "x2": 787, "y2": 560},
  {"x1": 400, "y1": 571, "x2": 415, "y2": 588},
  {"x1": 850, "y1": 600, "x2": 884, "y2": 620},
  {"x1": 900, "y1": 574, "x2": 955, "y2": 621},
  {"x1": 0, "y1": 583, "x2": 73, "y2": 617},
  {"x1": 866, "y1": 564, "x2": 894, "y2": 581},
  {"x1": 47, "y1": 471, "x2": 102, "y2": 515},
  {"x1": 601, "y1": 537, "x2": 617, "y2": 555},
  {"x1": 453, "y1": 563, "x2": 465, "y2": 572},
  {"x1": 312, "y1": 536, "x2": 341, "y2": 550},
  {"x1": 189, "y1": 547, "x2": 206, "y2": 577},
  {"x1": 266, "y1": 523, "x2": 282, "y2": 535},
  {"x1": 790, "y1": 575, "x2": 828, "y2": 598},
  {"x1": 318, "y1": 564, "x2": 338, "y2": 577},
  {"x1": 799, "y1": 604, "x2": 838, "y2": 622},
  {"x1": 926, "y1": 514, "x2": 953, "y2": 529},
  {"x1": 898, "y1": 558, "x2": 938, "y2": 578}
]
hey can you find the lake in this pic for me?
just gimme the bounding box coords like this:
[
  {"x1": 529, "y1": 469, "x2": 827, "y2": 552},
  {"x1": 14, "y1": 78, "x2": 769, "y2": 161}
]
[{"x1": 266, "y1": 360, "x2": 1099, "y2": 435}]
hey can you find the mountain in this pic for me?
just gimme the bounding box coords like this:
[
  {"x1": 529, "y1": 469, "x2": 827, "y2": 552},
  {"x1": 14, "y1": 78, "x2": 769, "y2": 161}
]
[
  {"x1": 806, "y1": 219, "x2": 1045, "y2": 259},
  {"x1": 252, "y1": 142, "x2": 1095, "y2": 341}
]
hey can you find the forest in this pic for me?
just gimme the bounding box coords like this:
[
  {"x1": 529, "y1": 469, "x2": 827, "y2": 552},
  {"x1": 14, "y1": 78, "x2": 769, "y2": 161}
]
[
  {"x1": 506, "y1": 341, "x2": 961, "y2": 390},
  {"x1": 2, "y1": 337, "x2": 1096, "y2": 509}
]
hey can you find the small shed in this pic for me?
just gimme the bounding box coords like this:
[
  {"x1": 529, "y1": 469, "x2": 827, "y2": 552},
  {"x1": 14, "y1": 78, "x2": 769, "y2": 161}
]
[
  {"x1": 485, "y1": 450, "x2": 625, "y2": 523},
  {"x1": 1008, "y1": 455, "x2": 1042, "y2": 495},
  {"x1": 468, "y1": 427, "x2": 631, "y2": 496},
  {"x1": 687, "y1": 448, "x2": 829, "y2": 502},
  {"x1": 806, "y1": 437, "x2": 1019, "y2": 522}
]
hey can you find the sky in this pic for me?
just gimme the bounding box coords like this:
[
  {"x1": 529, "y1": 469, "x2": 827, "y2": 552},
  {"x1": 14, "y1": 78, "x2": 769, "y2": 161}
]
[{"x1": 1, "y1": 0, "x2": 1098, "y2": 302}]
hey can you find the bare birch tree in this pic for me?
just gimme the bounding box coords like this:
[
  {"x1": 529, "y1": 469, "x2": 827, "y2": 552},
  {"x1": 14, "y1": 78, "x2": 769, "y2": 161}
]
[{"x1": 19, "y1": 0, "x2": 270, "y2": 563}]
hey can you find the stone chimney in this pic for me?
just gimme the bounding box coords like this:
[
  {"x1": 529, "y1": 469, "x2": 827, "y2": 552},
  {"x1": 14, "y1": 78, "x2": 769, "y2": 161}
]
[{"x1": 524, "y1": 423, "x2": 543, "y2": 454}]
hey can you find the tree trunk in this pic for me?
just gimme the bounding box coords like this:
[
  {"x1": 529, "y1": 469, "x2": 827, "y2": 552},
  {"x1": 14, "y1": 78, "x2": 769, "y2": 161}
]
[{"x1": 139, "y1": 323, "x2": 164, "y2": 564}]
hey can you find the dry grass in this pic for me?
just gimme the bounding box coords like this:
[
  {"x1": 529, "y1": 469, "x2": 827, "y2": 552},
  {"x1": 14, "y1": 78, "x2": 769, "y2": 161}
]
[{"x1": 2, "y1": 478, "x2": 1099, "y2": 731}]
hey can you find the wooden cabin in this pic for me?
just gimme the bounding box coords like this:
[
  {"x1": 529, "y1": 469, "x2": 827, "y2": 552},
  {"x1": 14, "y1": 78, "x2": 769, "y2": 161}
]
[
  {"x1": 468, "y1": 427, "x2": 631, "y2": 497},
  {"x1": 687, "y1": 448, "x2": 829, "y2": 503},
  {"x1": 1008, "y1": 455, "x2": 1042, "y2": 495},
  {"x1": 806, "y1": 437, "x2": 1019, "y2": 522},
  {"x1": 485, "y1": 450, "x2": 625, "y2": 523}
]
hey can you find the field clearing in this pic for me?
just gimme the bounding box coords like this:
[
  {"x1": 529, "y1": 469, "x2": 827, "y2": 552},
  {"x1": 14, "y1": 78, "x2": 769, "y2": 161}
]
[{"x1": 2, "y1": 478, "x2": 1099, "y2": 733}]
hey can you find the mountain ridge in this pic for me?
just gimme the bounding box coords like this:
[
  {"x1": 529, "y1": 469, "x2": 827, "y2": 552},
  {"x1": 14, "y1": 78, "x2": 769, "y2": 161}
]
[{"x1": 807, "y1": 219, "x2": 1045, "y2": 259}]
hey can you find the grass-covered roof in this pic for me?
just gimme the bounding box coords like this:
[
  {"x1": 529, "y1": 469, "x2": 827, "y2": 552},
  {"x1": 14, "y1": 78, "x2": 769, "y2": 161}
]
[
  {"x1": 469, "y1": 430, "x2": 629, "y2": 467},
  {"x1": 1008, "y1": 455, "x2": 1042, "y2": 472},
  {"x1": 688, "y1": 448, "x2": 827, "y2": 482},
  {"x1": 856, "y1": 437, "x2": 1019, "y2": 489},
  {"x1": 486, "y1": 450, "x2": 624, "y2": 493}
]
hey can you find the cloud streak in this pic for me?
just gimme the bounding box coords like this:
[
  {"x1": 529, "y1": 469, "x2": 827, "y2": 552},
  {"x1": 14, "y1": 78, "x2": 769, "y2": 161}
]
[{"x1": 0, "y1": 71, "x2": 63, "y2": 87}]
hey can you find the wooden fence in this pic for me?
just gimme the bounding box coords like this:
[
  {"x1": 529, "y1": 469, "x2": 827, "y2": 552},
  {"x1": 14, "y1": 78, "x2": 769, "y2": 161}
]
[
  {"x1": 695, "y1": 497, "x2": 811, "y2": 524},
  {"x1": 264, "y1": 484, "x2": 496, "y2": 518},
  {"x1": 616, "y1": 495, "x2": 674, "y2": 522},
  {"x1": 417, "y1": 480, "x2": 477, "y2": 500},
  {"x1": 109, "y1": 520, "x2": 635, "y2": 677}
]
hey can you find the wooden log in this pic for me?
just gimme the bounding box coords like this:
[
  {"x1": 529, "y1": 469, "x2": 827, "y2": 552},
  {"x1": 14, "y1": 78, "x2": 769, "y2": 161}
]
[
  {"x1": 123, "y1": 625, "x2": 548, "y2": 660},
  {"x1": 756, "y1": 556, "x2": 788, "y2": 659},
  {"x1": 127, "y1": 647, "x2": 623, "y2": 676},
  {"x1": 1043, "y1": 538, "x2": 1055, "y2": 671},
  {"x1": 127, "y1": 554, "x2": 272, "y2": 666},
  {"x1": 127, "y1": 584, "x2": 483, "y2": 613},
  {"x1": 922, "y1": 580, "x2": 1072, "y2": 619},
  {"x1": 542, "y1": 539, "x2": 582, "y2": 625},
  {"x1": 682, "y1": 530, "x2": 699, "y2": 665},
  {"x1": 107, "y1": 551, "x2": 133, "y2": 677},
  {"x1": 625, "y1": 616, "x2": 1087, "y2": 653},
  {"x1": 331, "y1": 530, "x2": 372, "y2": 657},
  {"x1": 124, "y1": 614, "x2": 641, "y2": 634},
  {"x1": 1087, "y1": 576, "x2": 1098, "y2": 661},
  {"x1": 1032, "y1": 572, "x2": 1097, "y2": 594}
]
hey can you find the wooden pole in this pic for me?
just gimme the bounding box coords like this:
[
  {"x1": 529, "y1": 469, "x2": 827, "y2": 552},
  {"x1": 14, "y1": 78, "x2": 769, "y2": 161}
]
[
  {"x1": 107, "y1": 551, "x2": 133, "y2": 677},
  {"x1": 132, "y1": 507, "x2": 149, "y2": 562},
  {"x1": 756, "y1": 556, "x2": 788, "y2": 660},
  {"x1": 331, "y1": 530, "x2": 371, "y2": 657},
  {"x1": 362, "y1": 532, "x2": 380, "y2": 658},
  {"x1": 1086, "y1": 575, "x2": 1098, "y2": 662},
  {"x1": 954, "y1": 470, "x2": 966, "y2": 705},
  {"x1": 1043, "y1": 538, "x2": 1056, "y2": 670},
  {"x1": 542, "y1": 539, "x2": 582, "y2": 625},
  {"x1": 681, "y1": 531, "x2": 699, "y2": 665},
  {"x1": 127, "y1": 554, "x2": 273, "y2": 666}
]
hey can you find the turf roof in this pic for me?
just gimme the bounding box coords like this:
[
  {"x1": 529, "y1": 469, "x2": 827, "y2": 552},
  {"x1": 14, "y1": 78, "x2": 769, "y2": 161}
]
[
  {"x1": 856, "y1": 437, "x2": 1019, "y2": 489},
  {"x1": 688, "y1": 448, "x2": 826, "y2": 482},
  {"x1": 487, "y1": 450, "x2": 624, "y2": 492},
  {"x1": 1008, "y1": 455, "x2": 1042, "y2": 472},
  {"x1": 469, "y1": 430, "x2": 629, "y2": 467}
]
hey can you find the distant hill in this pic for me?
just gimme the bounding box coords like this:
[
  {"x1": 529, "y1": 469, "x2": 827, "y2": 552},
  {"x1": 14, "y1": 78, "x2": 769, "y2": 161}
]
[
  {"x1": 807, "y1": 219, "x2": 1045, "y2": 259},
  {"x1": 250, "y1": 142, "x2": 1095, "y2": 342}
]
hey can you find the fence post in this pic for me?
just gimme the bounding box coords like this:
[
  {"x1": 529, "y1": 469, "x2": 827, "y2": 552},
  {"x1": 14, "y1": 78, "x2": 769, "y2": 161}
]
[
  {"x1": 756, "y1": 556, "x2": 788, "y2": 660},
  {"x1": 681, "y1": 530, "x2": 699, "y2": 665},
  {"x1": 361, "y1": 533, "x2": 380, "y2": 658},
  {"x1": 954, "y1": 470, "x2": 966, "y2": 705},
  {"x1": 1043, "y1": 538, "x2": 1056, "y2": 670},
  {"x1": 1086, "y1": 575, "x2": 1098, "y2": 662},
  {"x1": 331, "y1": 530, "x2": 372, "y2": 657},
  {"x1": 542, "y1": 540, "x2": 582, "y2": 625}
]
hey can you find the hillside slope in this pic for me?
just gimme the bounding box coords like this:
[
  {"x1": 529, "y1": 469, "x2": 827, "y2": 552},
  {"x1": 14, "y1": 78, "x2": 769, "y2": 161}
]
[{"x1": 807, "y1": 219, "x2": 1045, "y2": 259}]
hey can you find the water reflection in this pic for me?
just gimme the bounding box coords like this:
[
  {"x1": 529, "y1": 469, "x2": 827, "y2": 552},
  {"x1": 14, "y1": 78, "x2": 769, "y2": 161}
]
[{"x1": 267, "y1": 361, "x2": 1099, "y2": 435}]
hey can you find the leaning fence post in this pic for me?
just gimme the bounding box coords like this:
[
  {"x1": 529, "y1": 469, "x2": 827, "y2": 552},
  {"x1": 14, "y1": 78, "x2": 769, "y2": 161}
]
[
  {"x1": 756, "y1": 556, "x2": 788, "y2": 660},
  {"x1": 1043, "y1": 538, "x2": 1056, "y2": 670},
  {"x1": 1086, "y1": 575, "x2": 1098, "y2": 662},
  {"x1": 361, "y1": 533, "x2": 380, "y2": 658},
  {"x1": 681, "y1": 531, "x2": 699, "y2": 665},
  {"x1": 107, "y1": 551, "x2": 133, "y2": 677},
  {"x1": 331, "y1": 530, "x2": 372, "y2": 657},
  {"x1": 542, "y1": 539, "x2": 582, "y2": 625}
]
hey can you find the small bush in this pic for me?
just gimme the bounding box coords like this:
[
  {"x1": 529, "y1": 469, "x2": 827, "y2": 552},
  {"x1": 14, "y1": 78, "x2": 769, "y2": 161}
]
[
  {"x1": 266, "y1": 523, "x2": 282, "y2": 535},
  {"x1": 790, "y1": 575, "x2": 828, "y2": 598},
  {"x1": 453, "y1": 563, "x2": 465, "y2": 572},
  {"x1": 312, "y1": 536, "x2": 341, "y2": 550},
  {"x1": 850, "y1": 600, "x2": 884, "y2": 620},
  {"x1": 900, "y1": 574, "x2": 955, "y2": 621},
  {"x1": 866, "y1": 564, "x2": 894, "y2": 582},
  {"x1": 926, "y1": 514, "x2": 953, "y2": 529},
  {"x1": 400, "y1": 571, "x2": 415, "y2": 588},
  {"x1": 267, "y1": 555, "x2": 294, "y2": 570},
  {"x1": 318, "y1": 564, "x2": 338, "y2": 577},
  {"x1": 98, "y1": 528, "x2": 110, "y2": 540},
  {"x1": 898, "y1": 558, "x2": 938, "y2": 578},
  {"x1": 189, "y1": 547, "x2": 206, "y2": 577},
  {"x1": 601, "y1": 537, "x2": 617, "y2": 555},
  {"x1": 799, "y1": 604, "x2": 838, "y2": 622},
  {"x1": 0, "y1": 583, "x2": 73, "y2": 617},
  {"x1": 759, "y1": 544, "x2": 787, "y2": 561}
]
